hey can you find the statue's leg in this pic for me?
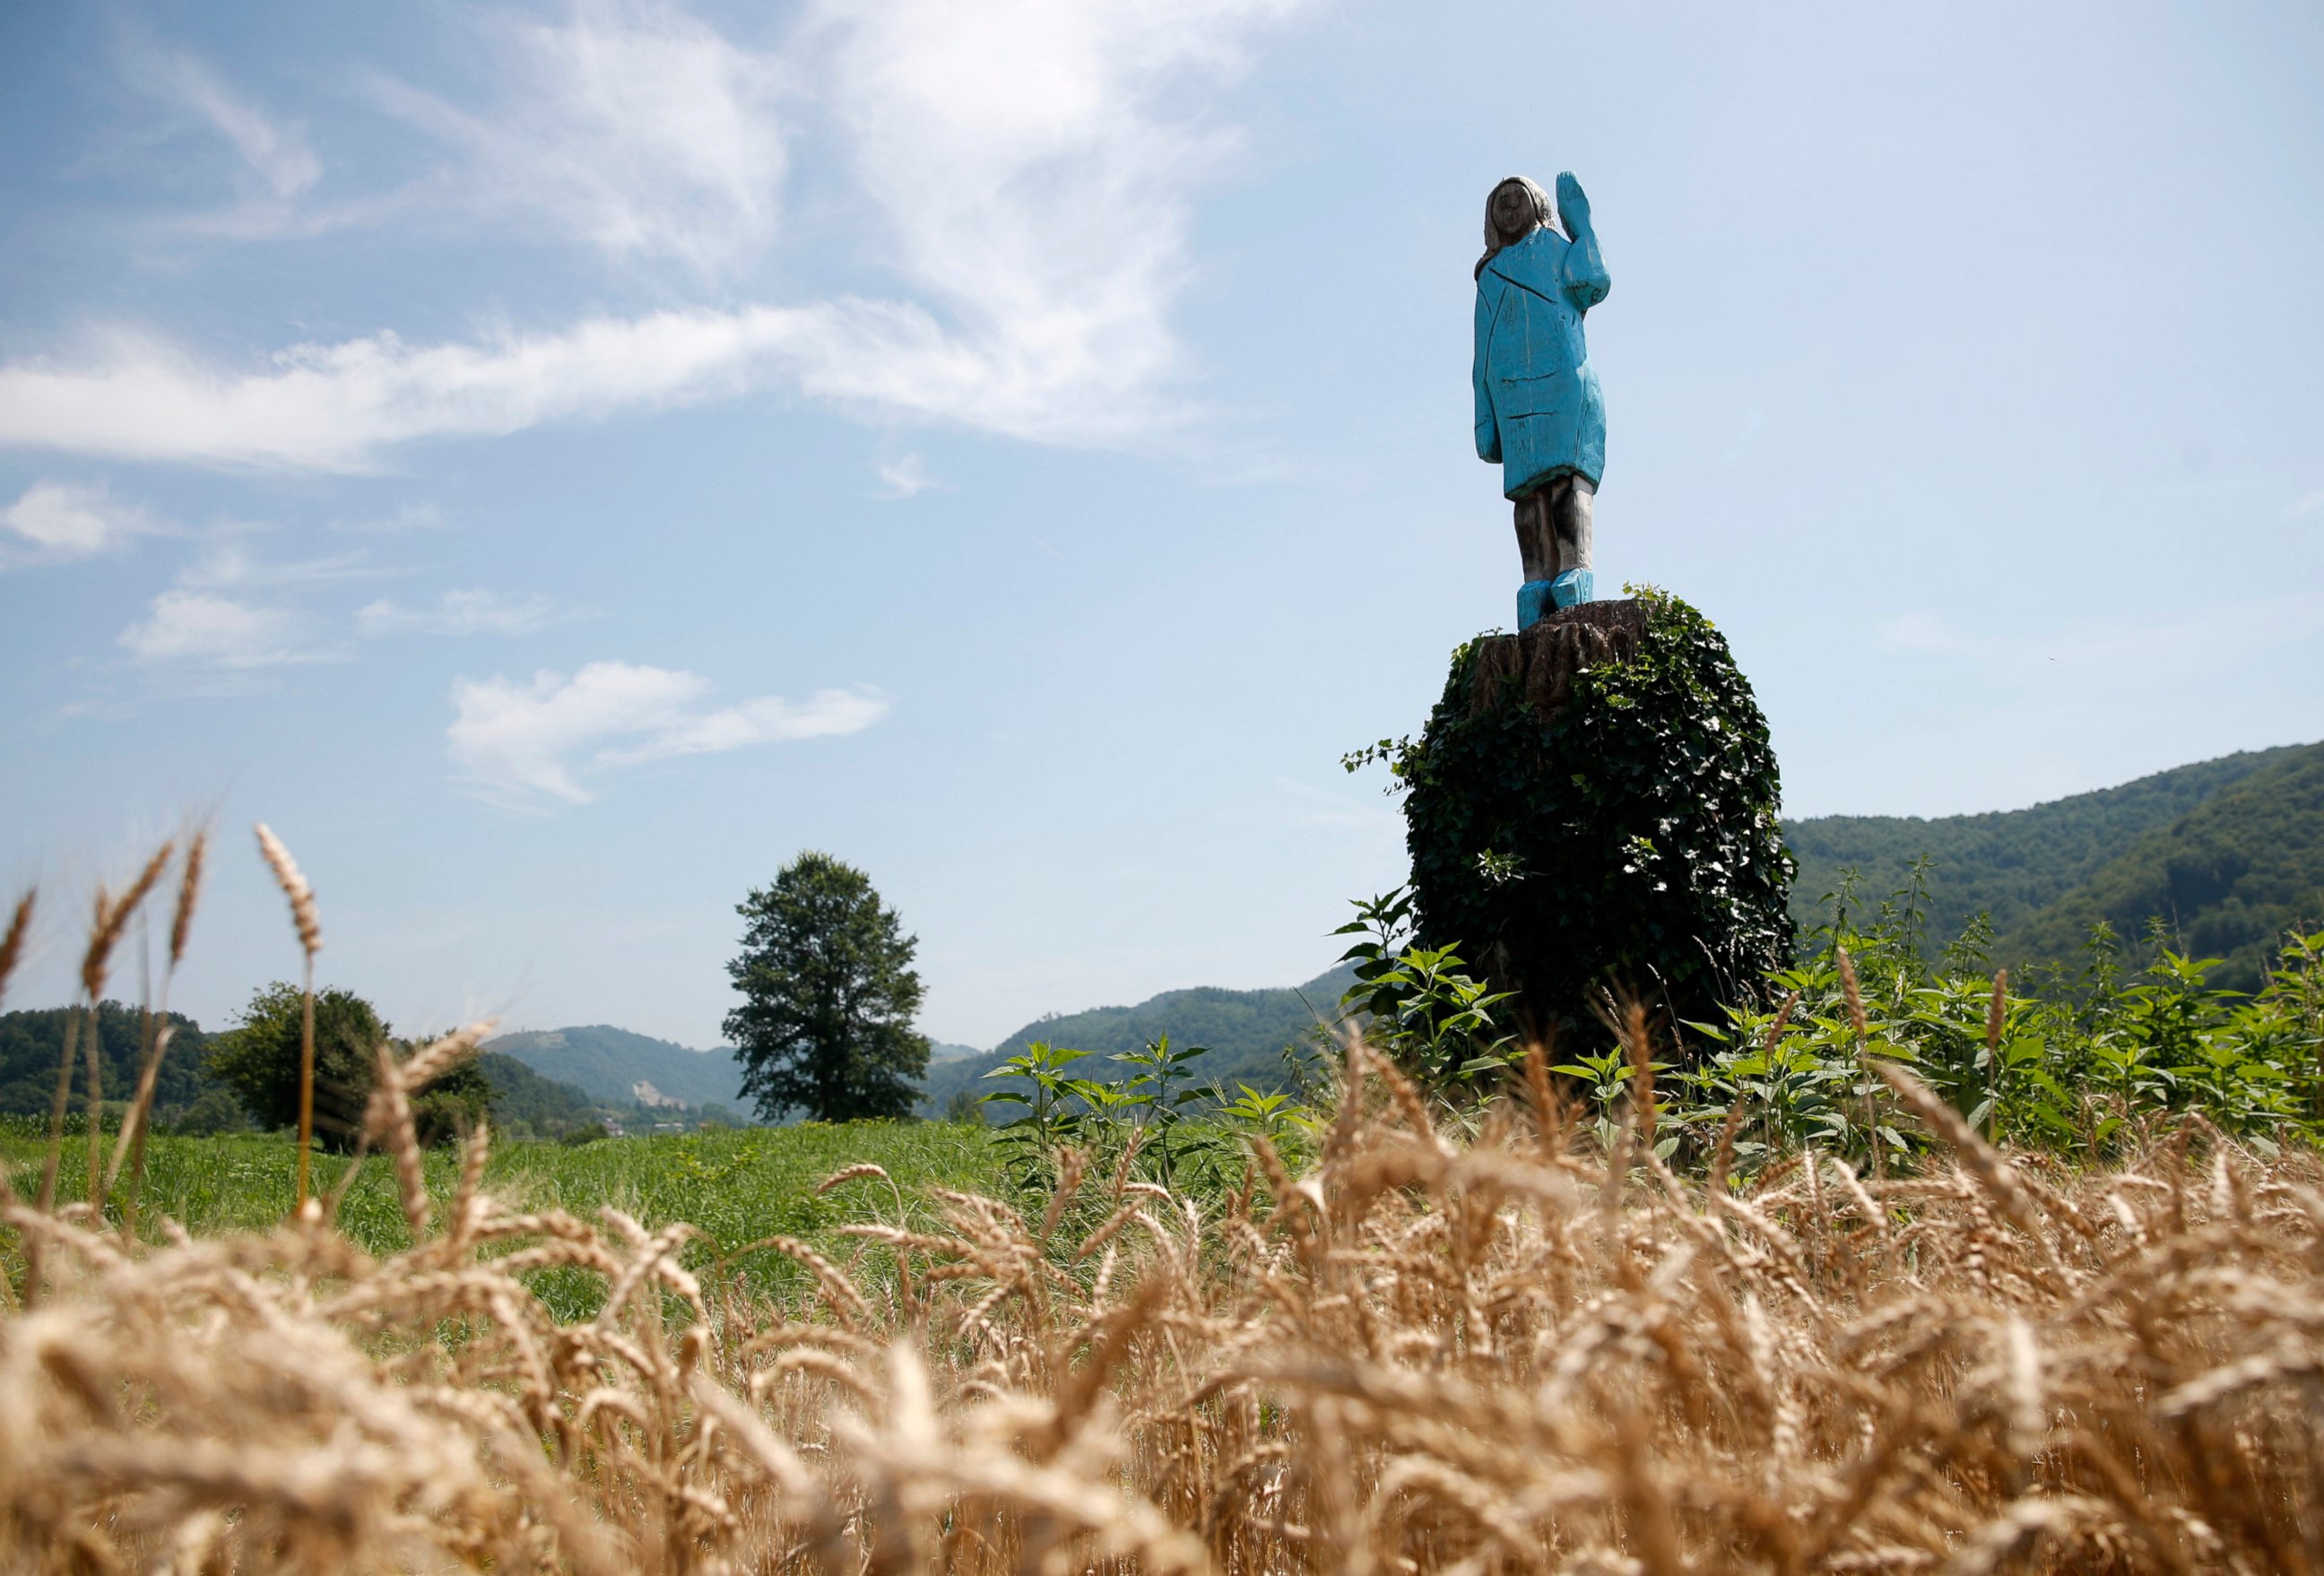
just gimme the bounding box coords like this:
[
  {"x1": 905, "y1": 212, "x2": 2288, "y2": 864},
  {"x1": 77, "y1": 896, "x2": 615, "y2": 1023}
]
[
  {"x1": 1551, "y1": 475, "x2": 1594, "y2": 575},
  {"x1": 1548, "y1": 476, "x2": 1596, "y2": 609},
  {"x1": 1513, "y1": 491, "x2": 1557, "y2": 583},
  {"x1": 1513, "y1": 490, "x2": 1560, "y2": 630}
]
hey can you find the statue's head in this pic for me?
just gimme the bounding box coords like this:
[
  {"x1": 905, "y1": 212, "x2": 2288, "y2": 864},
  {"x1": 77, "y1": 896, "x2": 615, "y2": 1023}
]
[{"x1": 1485, "y1": 176, "x2": 1555, "y2": 249}]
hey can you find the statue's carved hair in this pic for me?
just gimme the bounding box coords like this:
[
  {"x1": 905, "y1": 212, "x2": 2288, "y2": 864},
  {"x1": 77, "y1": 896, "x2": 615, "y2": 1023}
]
[{"x1": 1477, "y1": 176, "x2": 1560, "y2": 280}]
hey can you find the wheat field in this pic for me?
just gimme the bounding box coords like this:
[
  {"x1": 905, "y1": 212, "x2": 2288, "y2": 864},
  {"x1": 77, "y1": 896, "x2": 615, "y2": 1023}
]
[
  {"x1": 3, "y1": 832, "x2": 2320, "y2": 1574},
  {"x1": 4, "y1": 1023, "x2": 2319, "y2": 1574}
]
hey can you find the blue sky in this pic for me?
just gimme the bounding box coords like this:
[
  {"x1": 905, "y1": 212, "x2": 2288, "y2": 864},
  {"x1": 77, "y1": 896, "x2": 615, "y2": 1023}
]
[{"x1": 3, "y1": 1, "x2": 2320, "y2": 1051}]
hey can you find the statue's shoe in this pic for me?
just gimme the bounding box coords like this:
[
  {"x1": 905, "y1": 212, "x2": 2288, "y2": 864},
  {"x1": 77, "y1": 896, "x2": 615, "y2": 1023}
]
[
  {"x1": 1551, "y1": 568, "x2": 1594, "y2": 610},
  {"x1": 1517, "y1": 579, "x2": 1557, "y2": 630}
]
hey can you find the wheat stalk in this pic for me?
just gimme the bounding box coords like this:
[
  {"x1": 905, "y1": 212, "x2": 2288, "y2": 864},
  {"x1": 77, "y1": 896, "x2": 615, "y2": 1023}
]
[{"x1": 254, "y1": 824, "x2": 321, "y2": 1207}]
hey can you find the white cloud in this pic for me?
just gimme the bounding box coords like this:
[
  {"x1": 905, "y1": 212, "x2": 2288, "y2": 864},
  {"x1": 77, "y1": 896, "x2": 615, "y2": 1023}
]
[
  {"x1": 822, "y1": 0, "x2": 1294, "y2": 413},
  {"x1": 118, "y1": 588, "x2": 339, "y2": 669},
  {"x1": 0, "y1": 0, "x2": 1299, "y2": 471},
  {"x1": 359, "y1": 588, "x2": 576, "y2": 637},
  {"x1": 113, "y1": 541, "x2": 377, "y2": 671},
  {"x1": 0, "y1": 313, "x2": 793, "y2": 470},
  {"x1": 447, "y1": 660, "x2": 886, "y2": 802},
  {"x1": 875, "y1": 452, "x2": 937, "y2": 499},
  {"x1": 0, "y1": 295, "x2": 1174, "y2": 470},
  {"x1": 3, "y1": 481, "x2": 151, "y2": 562},
  {"x1": 1222, "y1": 776, "x2": 1403, "y2": 841},
  {"x1": 2285, "y1": 487, "x2": 2324, "y2": 522},
  {"x1": 369, "y1": 1, "x2": 788, "y2": 273}
]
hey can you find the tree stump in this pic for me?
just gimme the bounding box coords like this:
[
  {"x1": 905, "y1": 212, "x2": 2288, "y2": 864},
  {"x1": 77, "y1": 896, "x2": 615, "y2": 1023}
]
[
  {"x1": 1467, "y1": 600, "x2": 1649, "y2": 722},
  {"x1": 1400, "y1": 591, "x2": 1793, "y2": 1050}
]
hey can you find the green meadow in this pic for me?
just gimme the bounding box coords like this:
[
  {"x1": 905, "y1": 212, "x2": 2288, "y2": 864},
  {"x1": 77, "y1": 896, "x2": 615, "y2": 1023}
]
[{"x1": 3, "y1": 1119, "x2": 1008, "y2": 1318}]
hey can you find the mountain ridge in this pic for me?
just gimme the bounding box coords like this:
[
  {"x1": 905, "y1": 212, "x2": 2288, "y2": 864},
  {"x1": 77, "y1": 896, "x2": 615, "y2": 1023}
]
[
  {"x1": 1784, "y1": 744, "x2": 2309, "y2": 943},
  {"x1": 1994, "y1": 743, "x2": 2324, "y2": 989},
  {"x1": 916, "y1": 965, "x2": 1358, "y2": 1113},
  {"x1": 485, "y1": 1024, "x2": 749, "y2": 1110}
]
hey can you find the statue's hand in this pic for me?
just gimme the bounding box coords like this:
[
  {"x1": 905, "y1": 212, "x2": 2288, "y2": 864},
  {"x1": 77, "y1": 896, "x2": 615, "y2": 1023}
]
[{"x1": 1556, "y1": 171, "x2": 1591, "y2": 236}]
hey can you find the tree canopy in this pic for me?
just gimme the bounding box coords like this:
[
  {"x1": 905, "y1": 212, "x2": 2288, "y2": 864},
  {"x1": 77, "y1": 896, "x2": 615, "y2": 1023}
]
[
  {"x1": 206, "y1": 983, "x2": 488, "y2": 1148},
  {"x1": 724, "y1": 853, "x2": 929, "y2": 1122}
]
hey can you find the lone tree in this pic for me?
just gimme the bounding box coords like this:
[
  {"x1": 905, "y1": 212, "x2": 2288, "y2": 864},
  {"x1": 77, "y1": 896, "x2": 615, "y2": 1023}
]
[{"x1": 724, "y1": 853, "x2": 930, "y2": 1122}]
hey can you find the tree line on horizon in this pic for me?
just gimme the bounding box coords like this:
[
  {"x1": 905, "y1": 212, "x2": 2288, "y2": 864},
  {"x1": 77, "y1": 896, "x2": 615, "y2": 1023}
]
[{"x1": 5, "y1": 739, "x2": 2316, "y2": 1138}]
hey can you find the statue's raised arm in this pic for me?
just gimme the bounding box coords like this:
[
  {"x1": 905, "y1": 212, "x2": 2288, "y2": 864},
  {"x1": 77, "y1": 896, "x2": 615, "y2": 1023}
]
[
  {"x1": 1555, "y1": 172, "x2": 1609, "y2": 311},
  {"x1": 1471, "y1": 171, "x2": 1611, "y2": 629}
]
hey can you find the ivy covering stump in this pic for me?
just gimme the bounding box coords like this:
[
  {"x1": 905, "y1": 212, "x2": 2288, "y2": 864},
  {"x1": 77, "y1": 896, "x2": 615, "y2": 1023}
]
[{"x1": 1397, "y1": 588, "x2": 1793, "y2": 1046}]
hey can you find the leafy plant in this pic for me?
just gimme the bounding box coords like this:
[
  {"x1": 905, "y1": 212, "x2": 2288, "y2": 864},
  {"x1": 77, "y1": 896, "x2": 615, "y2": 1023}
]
[
  {"x1": 977, "y1": 1041, "x2": 1099, "y2": 1184},
  {"x1": 1333, "y1": 889, "x2": 1518, "y2": 1089},
  {"x1": 1107, "y1": 1035, "x2": 1220, "y2": 1188}
]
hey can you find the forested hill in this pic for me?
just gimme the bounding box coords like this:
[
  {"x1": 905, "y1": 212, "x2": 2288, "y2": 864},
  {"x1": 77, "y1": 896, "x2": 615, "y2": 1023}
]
[
  {"x1": 1996, "y1": 743, "x2": 2324, "y2": 989},
  {"x1": 0, "y1": 1002, "x2": 221, "y2": 1123},
  {"x1": 485, "y1": 1025, "x2": 747, "y2": 1109},
  {"x1": 1785, "y1": 740, "x2": 2322, "y2": 989},
  {"x1": 918, "y1": 965, "x2": 1357, "y2": 1113}
]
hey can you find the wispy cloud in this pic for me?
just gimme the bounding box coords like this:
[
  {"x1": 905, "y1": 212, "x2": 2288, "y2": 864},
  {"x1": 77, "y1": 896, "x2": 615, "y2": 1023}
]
[
  {"x1": 447, "y1": 660, "x2": 885, "y2": 803},
  {"x1": 0, "y1": 313, "x2": 796, "y2": 470},
  {"x1": 102, "y1": 534, "x2": 363, "y2": 673},
  {"x1": 2, "y1": 0, "x2": 1299, "y2": 471},
  {"x1": 0, "y1": 298, "x2": 1179, "y2": 470},
  {"x1": 368, "y1": 1, "x2": 788, "y2": 273},
  {"x1": 2, "y1": 481, "x2": 154, "y2": 564},
  {"x1": 358, "y1": 588, "x2": 580, "y2": 637},
  {"x1": 1220, "y1": 776, "x2": 1404, "y2": 842},
  {"x1": 176, "y1": 541, "x2": 382, "y2": 591},
  {"x1": 330, "y1": 502, "x2": 446, "y2": 534},
  {"x1": 819, "y1": 0, "x2": 1296, "y2": 431},
  {"x1": 122, "y1": 36, "x2": 323, "y2": 201},
  {"x1": 113, "y1": 538, "x2": 569, "y2": 673},
  {"x1": 2284, "y1": 487, "x2": 2324, "y2": 522},
  {"x1": 874, "y1": 453, "x2": 938, "y2": 499},
  {"x1": 118, "y1": 588, "x2": 341, "y2": 669}
]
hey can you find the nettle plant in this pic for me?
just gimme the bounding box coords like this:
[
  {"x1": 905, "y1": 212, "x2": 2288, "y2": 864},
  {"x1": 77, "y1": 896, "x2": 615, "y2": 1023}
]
[
  {"x1": 1675, "y1": 871, "x2": 2324, "y2": 1175},
  {"x1": 1333, "y1": 888, "x2": 1520, "y2": 1090},
  {"x1": 978, "y1": 1035, "x2": 1309, "y2": 1192}
]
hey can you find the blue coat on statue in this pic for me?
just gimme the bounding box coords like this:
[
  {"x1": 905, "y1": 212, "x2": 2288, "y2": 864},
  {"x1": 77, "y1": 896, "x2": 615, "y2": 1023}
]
[{"x1": 1473, "y1": 221, "x2": 1611, "y2": 498}]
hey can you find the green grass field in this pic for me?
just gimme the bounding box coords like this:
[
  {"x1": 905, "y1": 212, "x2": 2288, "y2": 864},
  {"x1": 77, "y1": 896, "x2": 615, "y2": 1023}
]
[{"x1": 3, "y1": 1121, "x2": 1010, "y2": 1319}]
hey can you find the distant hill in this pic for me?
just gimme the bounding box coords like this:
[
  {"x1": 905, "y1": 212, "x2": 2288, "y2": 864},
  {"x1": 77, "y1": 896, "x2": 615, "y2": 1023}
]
[
  {"x1": 1786, "y1": 741, "x2": 2322, "y2": 989},
  {"x1": 1785, "y1": 745, "x2": 2307, "y2": 942},
  {"x1": 486, "y1": 1025, "x2": 748, "y2": 1110},
  {"x1": 919, "y1": 965, "x2": 1357, "y2": 1113},
  {"x1": 476, "y1": 1052, "x2": 610, "y2": 1139},
  {"x1": 0, "y1": 1002, "x2": 222, "y2": 1123},
  {"x1": 1996, "y1": 744, "x2": 2324, "y2": 990},
  {"x1": 929, "y1": 1041, "x2": 983, "y2": 1064}
]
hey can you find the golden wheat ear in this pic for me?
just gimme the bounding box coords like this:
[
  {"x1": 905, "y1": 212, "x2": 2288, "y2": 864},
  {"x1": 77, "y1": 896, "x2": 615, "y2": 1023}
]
[
  {"x1": 253, "y1": 823, "x2": 321, "y2": 1207},
  {"x1": 0, "y1": 888, "x2": 32, "y2": 1008}
]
